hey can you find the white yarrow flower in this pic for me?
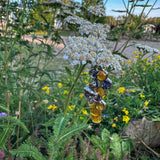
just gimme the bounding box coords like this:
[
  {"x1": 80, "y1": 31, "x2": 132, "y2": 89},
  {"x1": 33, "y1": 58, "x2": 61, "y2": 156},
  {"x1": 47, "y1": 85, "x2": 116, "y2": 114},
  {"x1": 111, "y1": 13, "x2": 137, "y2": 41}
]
[{"x1": 63, "y1": 36, "x2": 122, "y2": 71}]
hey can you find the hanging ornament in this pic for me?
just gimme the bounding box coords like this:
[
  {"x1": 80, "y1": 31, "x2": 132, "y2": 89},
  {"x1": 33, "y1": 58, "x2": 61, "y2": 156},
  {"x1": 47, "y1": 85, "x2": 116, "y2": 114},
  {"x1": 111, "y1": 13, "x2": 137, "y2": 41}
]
[
  {"x1": 97, "y1": 70, "x2": 108, "y2": 81},
  {"x1": 84, "y1": 66, "x2": 112, "y2": 123}
]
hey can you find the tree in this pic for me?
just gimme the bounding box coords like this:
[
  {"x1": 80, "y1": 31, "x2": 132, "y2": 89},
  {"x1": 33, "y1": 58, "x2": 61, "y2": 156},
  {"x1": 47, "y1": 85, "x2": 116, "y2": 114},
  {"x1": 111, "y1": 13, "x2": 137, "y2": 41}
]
[{"x1": 29, "y1": 0, "x2": 59, "y2": 30}]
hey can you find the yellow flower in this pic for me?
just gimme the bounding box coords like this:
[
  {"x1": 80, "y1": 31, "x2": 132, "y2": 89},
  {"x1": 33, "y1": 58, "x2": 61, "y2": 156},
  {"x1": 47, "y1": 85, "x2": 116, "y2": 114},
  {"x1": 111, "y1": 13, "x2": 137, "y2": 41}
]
[
  {"x1": 157, "y1": 56, "x2": 160, "y2": 60},
  {"x1": 125, "y1": 110, "x2": 129, "y2": 115},
  {"x1": 155, "y1": 64, "x2": 159, "y2": 68},
  {"x1": 112, "y1": 123, "x2": 116, "y2": 127},
  {"x1": 151, "y1": 60, "x2": 155, "y2": 63},
  {"x1": 122, "y1": 70, "x2": 126, "y2": 75},
  {"x1": 114, "y1": 117, "x2": 118, "y2": 122},
  {"x1": 68, "y1": 105, "x2": 75, "y2": 111},
  {"x1": 48, "y1": 105, "x2": 53, "y2": 110},
  {"x1": 122, "y1": 108, "x2": 126, "y2": 112},
  {"x1": 122, "y1": 115, "x2": 130, "y2": 123},
  {"x1": 146, "y1": 63, "x2": 150, "y2": 66},
  {"x1": 80, "y1": 93, "x2": 84, "y2": 99},
  {"x1": 68, "y1": 106, "x2": 73, "y2": 111},
  {"x1": 130, "y1": 89, "x2": 136, "y2": 92},
  {"x1": 123, "y1": 62, "x2": 126, "y2": 65},
  {"x1": 47, "y1": 104, "x2": 57, "y2": 111},
  {"x1": 58, "y1": 83, "x2": 62, "y2": 88},
  {"x1": 84, "y1": 80, "x2": 88, "y2": 84},
  {"x1": 140, "y1": 94, "x2": 145, "y2": 98},
  {"x1": 46, "y1": 89, "x2": 49, "y2": 94},
  {"x1": 42, "y1": 86, "x2": 48, "y2": 90},
  {"x1": 80, "y1": 117, "x2": 84, "y2": 120},
  {"x1": 63, "y1": 90, "x2": 68, "y2": 94},
  {"x1": 81, "y1": 109, "x2": 88, "y2": 115},
  {"x1": 68, "y1": 78, "x2": 70, "y2": 81},
  {"x1": 127, "y1": 61, "x2": 132, "y2": 63},
  {"x1": 102, "y1": 95, "x2": 105, "y2": 98},
  {"x1": 118, "y1": 87, "x2": 125, "y2": 94},
  {"x1": 138, "y1": 52, "x2": 143, "y2": 55},
  {"x1": 143, "y1": 67, "x2": 146, "y2": 71},
  {"x1": 135, "y1": 56, "x2": 139, "y2": 58},
  {"x1": 133, "y1": 51, "x2": 137, "y2": 54},
  {"x1": 144, "y1": 100, "x2": 149, "y2": 106},
  {"x1": 42, "y1": 86, "x2": 49, "y2": 94},
  {"x1": 52, "y1": 104, "x2": 57, "y2": 111},
  {"x1": 82, "y1": 72, "x2": 89, "y2": 75},
  {"x1": 134, "y1": 73, "x2": 137, "y2": 76}
]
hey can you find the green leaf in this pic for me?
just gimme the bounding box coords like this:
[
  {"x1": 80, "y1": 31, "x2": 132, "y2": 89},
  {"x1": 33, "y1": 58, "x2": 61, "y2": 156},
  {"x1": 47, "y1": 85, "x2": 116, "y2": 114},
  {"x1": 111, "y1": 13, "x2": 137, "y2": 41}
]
[
  {"x1": 0, "y1": 116, "x2": 29, "y2": 133},
  {"x1": 0, "y1": 51, "x2": 5, "y2": 63},
  {"x1": 10, "y1": 144, "x2": 46, "y2": 160},
  {"x1": 110, "y1": 133, "x2": 122, "y2": 160},
  {"x1": 121, "y1": 138, "x2": 133, "y2": 159},
  {"x1": 0, "y1": 105, "x2": 10, "y2": 112},
  {"x1": 65, "y1": 67, "x2": 72, "y2": 76},
  {"x1": 90, "y1": 135, "x2": 106, "y2": 154},
  {"x1": 101, "y1": 128, "x2": 110, "y2": 144},
  {"x1": 0, "y1": 128, "x2": 10, "y2": 150},
  {"x1": 42, "y1": 117, "x2": 55, "y2": 127},
  {"x1": 54, "y1": 116, "x2": 66, "y2": 139},
  {"x1": 57, "y1": 124, "x2": 88, "y2": 143}
]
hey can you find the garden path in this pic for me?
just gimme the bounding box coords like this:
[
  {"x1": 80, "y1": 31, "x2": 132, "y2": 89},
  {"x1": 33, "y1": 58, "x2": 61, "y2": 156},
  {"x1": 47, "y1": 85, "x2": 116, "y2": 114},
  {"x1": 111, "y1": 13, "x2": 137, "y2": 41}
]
[{"x1": 23, "y1": 35, "x2": 160, "y2": 59}]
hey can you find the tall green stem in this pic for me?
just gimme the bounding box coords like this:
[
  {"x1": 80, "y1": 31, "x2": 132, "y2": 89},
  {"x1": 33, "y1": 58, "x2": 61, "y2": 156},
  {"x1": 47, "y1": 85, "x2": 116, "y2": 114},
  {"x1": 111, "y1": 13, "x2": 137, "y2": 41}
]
[{"x1": 64, "y1": 63, "x2": 87, "y2": 116}]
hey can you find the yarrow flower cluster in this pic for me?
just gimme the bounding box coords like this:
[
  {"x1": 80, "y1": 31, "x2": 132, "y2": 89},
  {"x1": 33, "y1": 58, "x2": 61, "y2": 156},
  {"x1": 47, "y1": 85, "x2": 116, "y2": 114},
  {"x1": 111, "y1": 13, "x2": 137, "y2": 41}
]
[
  {"x1": 61, "y1": 9, "x2": 73, "y2": 16},
  {"x1": 65, "y1": 15, "x2": 110, "y2": 40},
  {"x1": 87, "y1": 5, "x2": 105, "y2": 17},
  {"x1": 135, "y1": 44, "x2": 160, "y2": 54},
  {"x1": 43, "y1": 0, "x2": 63, "y2": 5},
  {"x1": 64, "y1": 15, "x2": 89, "y2": 25},
  {"x1": 79, "y1": 23, "x2": 110, "y2": 40},
  {"x1": 63, "y1": 36, "x2": 122, "y2": 71}
]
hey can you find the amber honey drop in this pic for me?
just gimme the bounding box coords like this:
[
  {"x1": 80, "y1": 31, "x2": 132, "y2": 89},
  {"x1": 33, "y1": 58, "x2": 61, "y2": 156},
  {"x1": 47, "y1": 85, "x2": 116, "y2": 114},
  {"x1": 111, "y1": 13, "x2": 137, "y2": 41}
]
[
  {"x1": 97, "y1": 71, "x2": 107, "y2": 81},
  {"x1": 88, "y1": 102, "x2": 96, "y2": 109},
  {"x1": 96, "y1": 87, "x2": 106, "y2": 96},
  {"x1": 91, "y1": 114, "x2": 101, "y2": 123},
  {"x1": 96, "y1": 102, "x2": 105, "y2": 111},
  {"x1": 90, "y1": 108, "x2": 101, "y2": 116}
]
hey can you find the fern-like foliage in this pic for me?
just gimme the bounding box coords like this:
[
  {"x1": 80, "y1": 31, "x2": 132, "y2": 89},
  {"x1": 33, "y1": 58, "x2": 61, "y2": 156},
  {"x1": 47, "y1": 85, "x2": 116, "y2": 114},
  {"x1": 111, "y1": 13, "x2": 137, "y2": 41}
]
[
  {"x1": 0, "y1": 105, "x2": 10, "y2": 112},
  {"x1": 0, "y1": 116, "x2": 29, "y2": 133},
  {"x1": 0, "y1": 128, "x2": 10, "y2": 150},
  {"x1": 0, "y1": 116, "x2": 29, "y2": 150},
  {"x1": 53, "y1": 115, "x2": 69, "y2": 139},
  {"x1": 48, "y1": 115, "x2": 88, "y2": 159},
  {"x1": 10, "y1": 144, "x2": 46, "y2": 160}
]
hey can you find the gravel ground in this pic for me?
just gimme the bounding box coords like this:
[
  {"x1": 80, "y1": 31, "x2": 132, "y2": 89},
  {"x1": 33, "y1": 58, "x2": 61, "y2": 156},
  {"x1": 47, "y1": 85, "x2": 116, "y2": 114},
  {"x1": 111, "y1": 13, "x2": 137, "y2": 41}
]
[{"x1": 105, "y1": 39, "x2": 160, "y2": 59}]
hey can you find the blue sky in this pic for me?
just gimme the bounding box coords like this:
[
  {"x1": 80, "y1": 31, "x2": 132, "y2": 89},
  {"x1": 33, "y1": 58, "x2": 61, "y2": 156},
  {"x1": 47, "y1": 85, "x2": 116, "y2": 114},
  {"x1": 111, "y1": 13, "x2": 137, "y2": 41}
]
[{"x1": 105, "y1": 0, "x2": 160, "y2": 17}]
